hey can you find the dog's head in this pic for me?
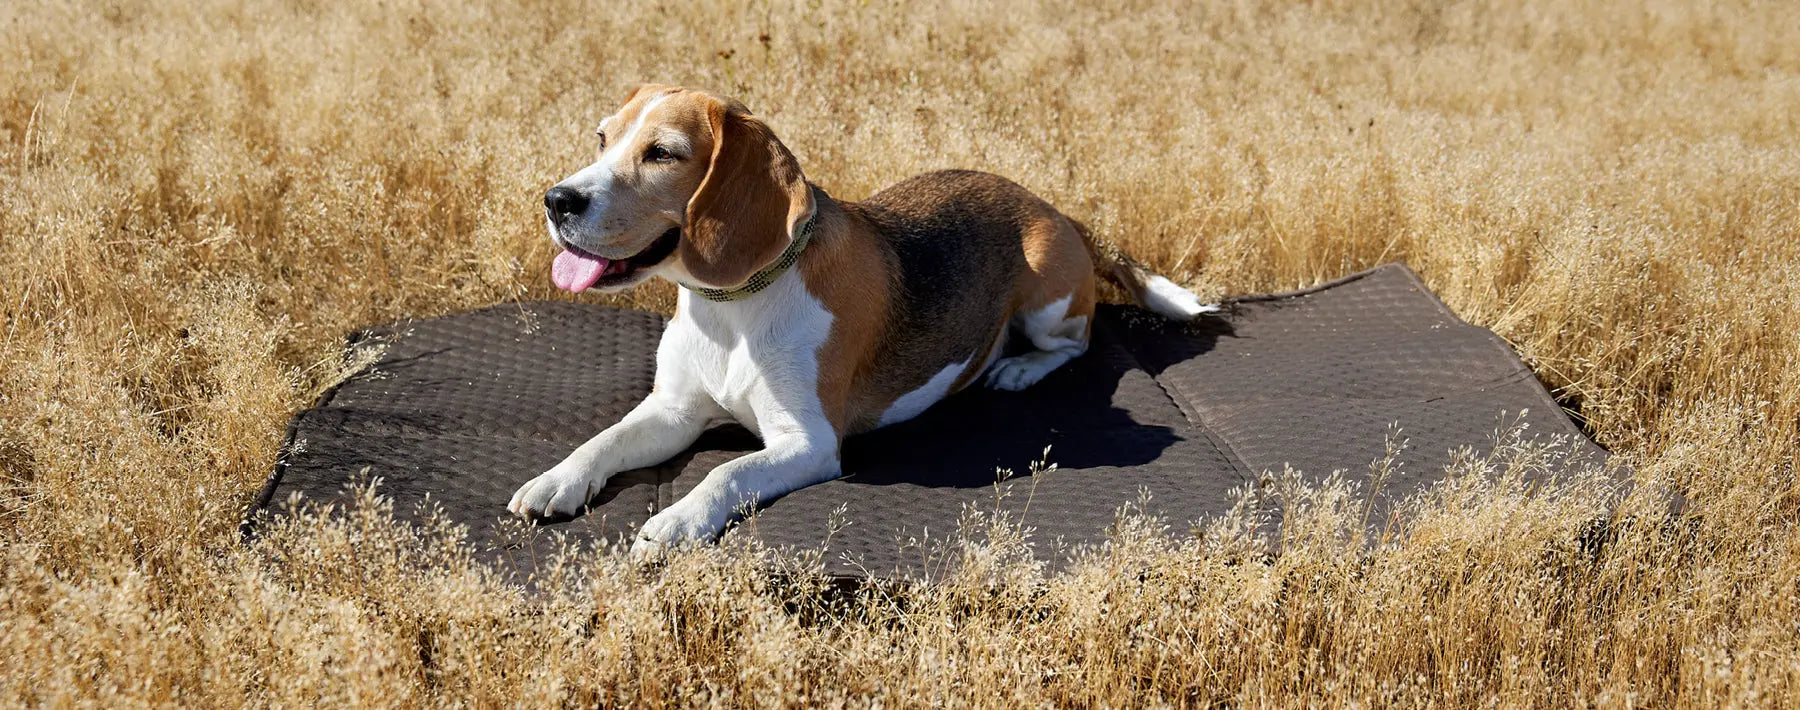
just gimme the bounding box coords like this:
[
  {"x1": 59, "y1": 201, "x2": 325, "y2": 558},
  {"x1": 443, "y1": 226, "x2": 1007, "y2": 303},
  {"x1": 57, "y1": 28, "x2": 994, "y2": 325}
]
[{"x1": 543, "y1": 85, "x2": 815, "y2": 293}]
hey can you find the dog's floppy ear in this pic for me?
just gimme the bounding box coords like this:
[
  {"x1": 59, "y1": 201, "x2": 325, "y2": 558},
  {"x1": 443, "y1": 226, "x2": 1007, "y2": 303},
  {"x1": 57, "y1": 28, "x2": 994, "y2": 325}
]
[{"x1": 680, "y1": 99, "x2": 815, "y2": 289}]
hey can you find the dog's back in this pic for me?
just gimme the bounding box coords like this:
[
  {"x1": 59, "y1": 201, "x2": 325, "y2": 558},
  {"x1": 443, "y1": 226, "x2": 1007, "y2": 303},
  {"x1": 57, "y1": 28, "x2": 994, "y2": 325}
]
[{"x1": 818, "y1": 170, "x2": 1095, "y2": 432}]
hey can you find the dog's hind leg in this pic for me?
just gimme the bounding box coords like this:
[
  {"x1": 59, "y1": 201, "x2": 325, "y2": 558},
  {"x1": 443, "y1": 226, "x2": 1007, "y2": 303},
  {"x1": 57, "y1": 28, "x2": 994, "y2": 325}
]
[
  {"x1": 985, "y1": 218, "x2": 1096, "y2": 392},
  {"x1": 984, "y1": 292, "x2": 1093, "y2": 391}
]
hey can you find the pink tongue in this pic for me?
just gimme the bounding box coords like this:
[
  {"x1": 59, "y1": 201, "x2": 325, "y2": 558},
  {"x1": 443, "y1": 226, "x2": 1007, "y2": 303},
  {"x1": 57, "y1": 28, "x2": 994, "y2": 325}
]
[{"x1": 551, "y1": 249, "x2": 610, "y2": 293}]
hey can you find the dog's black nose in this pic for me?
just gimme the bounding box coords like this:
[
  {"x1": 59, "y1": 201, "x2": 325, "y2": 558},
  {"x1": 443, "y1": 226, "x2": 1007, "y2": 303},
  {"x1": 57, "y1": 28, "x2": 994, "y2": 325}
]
[{"x1": 544, "y1": 186, "x2": 589, "y2": 220}]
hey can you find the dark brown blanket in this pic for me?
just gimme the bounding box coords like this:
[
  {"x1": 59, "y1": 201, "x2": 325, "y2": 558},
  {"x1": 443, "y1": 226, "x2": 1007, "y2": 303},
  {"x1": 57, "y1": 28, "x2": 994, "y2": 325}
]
[{"x1": 247, "y1": 264, "x2": 1610, "y2": 579}]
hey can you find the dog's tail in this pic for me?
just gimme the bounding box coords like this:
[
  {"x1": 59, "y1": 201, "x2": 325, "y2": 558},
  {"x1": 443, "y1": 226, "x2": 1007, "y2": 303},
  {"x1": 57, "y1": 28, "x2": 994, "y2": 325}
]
[{"x1": 1075, "y1": 222, "x2": 1219, "y2": 320}]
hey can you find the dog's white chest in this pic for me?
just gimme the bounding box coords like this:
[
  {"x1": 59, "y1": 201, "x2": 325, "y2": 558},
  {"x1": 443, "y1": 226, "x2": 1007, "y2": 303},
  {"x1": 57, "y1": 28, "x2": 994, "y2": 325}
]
[
  {"x1": 704, "y1": 342, "x2": 780, "y2": 430},
  {"x1": 660, "y1": 273, "x2": 834, "y2": 438}
]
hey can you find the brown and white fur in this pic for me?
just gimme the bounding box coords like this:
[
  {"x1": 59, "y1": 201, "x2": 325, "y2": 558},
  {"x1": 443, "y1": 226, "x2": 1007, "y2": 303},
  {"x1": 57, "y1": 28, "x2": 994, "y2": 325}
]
[{"x1": 508, "y1": 85, "x2": 1215, "y2": 557}]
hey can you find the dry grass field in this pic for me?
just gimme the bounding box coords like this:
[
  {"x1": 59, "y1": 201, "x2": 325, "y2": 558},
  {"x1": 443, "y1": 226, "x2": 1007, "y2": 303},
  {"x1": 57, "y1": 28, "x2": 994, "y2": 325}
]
[{"x1": 3, "y1": 0, "x2": 1798, "y2": 705}]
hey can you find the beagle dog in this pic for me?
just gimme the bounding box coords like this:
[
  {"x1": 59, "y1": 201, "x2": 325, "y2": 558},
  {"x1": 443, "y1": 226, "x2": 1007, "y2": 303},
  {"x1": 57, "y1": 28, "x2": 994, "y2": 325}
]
[{"x1": 509, "y1": 85, "x2": 1215, "y2": 556}]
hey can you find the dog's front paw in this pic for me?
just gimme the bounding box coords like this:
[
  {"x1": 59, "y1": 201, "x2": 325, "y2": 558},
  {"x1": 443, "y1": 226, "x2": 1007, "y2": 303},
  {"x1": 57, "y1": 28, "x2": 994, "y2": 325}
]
[
  {"x1": 630, "y1": 499, "x2": 726, "y2": 562},
  {"x1": 507, "y1": 468, "x2": 600, "y2": 521}
]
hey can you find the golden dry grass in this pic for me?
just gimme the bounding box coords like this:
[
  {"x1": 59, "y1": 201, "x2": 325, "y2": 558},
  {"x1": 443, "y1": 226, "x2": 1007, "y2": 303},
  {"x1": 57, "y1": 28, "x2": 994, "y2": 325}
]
[{"x1": 3, "y1": 0, "x2": 1798, "y2": 705}]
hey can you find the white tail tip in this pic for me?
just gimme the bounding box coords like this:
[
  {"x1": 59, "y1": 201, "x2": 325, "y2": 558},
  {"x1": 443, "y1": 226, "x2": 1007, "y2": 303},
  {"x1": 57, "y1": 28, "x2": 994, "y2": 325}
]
[{"x1": 1142, "y1": 275, "x2": 1220, "y2": 320}]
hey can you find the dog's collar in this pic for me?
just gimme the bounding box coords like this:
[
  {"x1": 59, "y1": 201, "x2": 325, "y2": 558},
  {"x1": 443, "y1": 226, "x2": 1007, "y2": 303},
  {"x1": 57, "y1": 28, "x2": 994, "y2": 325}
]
[{"x1": 680, "y1": 215, "x2": 817, "y2": 303}]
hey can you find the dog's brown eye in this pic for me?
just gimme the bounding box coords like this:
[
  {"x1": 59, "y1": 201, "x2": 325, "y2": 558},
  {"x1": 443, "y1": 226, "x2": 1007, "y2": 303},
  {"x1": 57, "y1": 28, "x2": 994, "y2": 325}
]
[
  {"x1": 644, "y1": 145, "x2": 675, "y2": 163},
  {"x1": 596, "y1": 132, "x2": 607, "y2": 150}
]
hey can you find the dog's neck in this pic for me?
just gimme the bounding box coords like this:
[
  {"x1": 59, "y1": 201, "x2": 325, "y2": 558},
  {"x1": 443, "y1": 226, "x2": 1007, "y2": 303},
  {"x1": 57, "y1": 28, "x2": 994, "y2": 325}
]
[
  {"x1": 678, "y1": 216, "x2": 816, "y2": 303},
  {"x1": 677, "y1": 184, "x2": 828, "y2": 303}
]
